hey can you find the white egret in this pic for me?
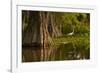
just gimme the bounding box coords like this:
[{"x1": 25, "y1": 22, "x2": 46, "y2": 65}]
[{"x1": 67, "y1": 26, "x2": 75, "y2": 36}]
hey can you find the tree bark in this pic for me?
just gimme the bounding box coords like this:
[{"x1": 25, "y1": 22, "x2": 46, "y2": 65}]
[{"x1": 22, "y1": 11, "x2": 62, "y2": 61}]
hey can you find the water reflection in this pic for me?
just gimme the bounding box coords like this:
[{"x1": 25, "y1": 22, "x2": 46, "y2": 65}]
[{"x1": 22, "y1": 43, "x2": 90, "y2": 62}]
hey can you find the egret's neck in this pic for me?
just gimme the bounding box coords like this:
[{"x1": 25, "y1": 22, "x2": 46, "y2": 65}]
[{"x1": 73, "y1": 27, "x2": 74, "y2": 32}]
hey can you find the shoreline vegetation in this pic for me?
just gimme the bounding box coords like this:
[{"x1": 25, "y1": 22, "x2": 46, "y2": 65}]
[{"x1": 22, "y1": 11, "x2": 90, "y2": 62}]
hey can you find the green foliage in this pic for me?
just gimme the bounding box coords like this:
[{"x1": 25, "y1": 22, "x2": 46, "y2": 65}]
[
  {"x1": 22, "y1": 11, "x2": 90, "y2": 61},
  {"x1": 52, "y1": 35, "x2": 90, "y2": 60},
  {"x1": 61, "y1": 12, "x2": 90, "y2": 35}
]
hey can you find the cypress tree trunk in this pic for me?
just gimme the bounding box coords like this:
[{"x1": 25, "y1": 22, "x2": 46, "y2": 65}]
[{"x1": 22, "y1": 11, "x2": 62, "y2": 61}]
